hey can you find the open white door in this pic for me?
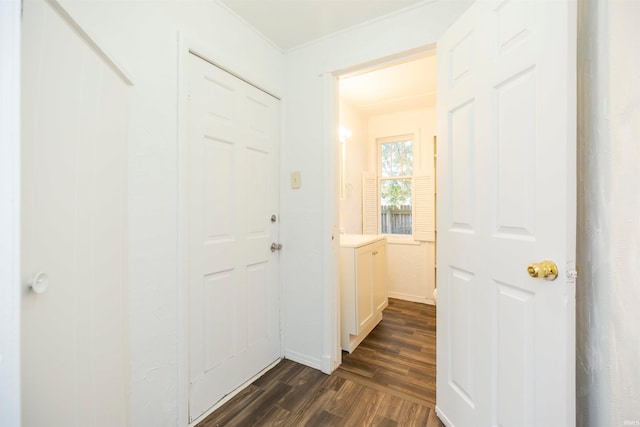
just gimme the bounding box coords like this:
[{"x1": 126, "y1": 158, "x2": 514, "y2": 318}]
[
  {"x1": 187, "y1": 53, "x2": 281, "y2": 421},
  {"x1": 436, "y1": 1, "x2": 576, "y2": 426}
]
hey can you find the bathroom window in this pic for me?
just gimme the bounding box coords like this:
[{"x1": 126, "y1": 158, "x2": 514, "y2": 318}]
[
  {"x1": 362, "y1": 133, "x2": 434, "y2": 242},
  {"x1": 379, "y1": 136, "x2": 413, "y2": 235}
]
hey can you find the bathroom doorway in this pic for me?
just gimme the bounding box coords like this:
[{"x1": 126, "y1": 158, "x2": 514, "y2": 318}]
[
  {"x1": 337, "y1": 52, "x2": 437, "y2": 308},
  {"x1": 335, "y1": 52, "x2": 438, "y2": 385},
  {"x1": 334, "y1": 51, "x2": 439, "y2": 406}
]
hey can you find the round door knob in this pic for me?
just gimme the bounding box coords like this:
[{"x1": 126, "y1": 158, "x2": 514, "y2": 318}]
[
  {"x1": 29, "y1": 272, "x2": 49, "y2": 294},
  {"x1": 270, "y1": 243, "x2": 282, "y2": 252},
  {"x1": 527, "y1": 261, "x2": 558, "y2": 281}
]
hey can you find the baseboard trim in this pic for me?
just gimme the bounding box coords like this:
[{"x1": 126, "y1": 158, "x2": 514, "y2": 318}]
[
  {"x1": 435, "y1": 405, "x2": 454, "y2": 427},
  {"x1": 388, "y1": 292, "x2": 435, "y2": 306},
  {"x1": 284, "y1": 349, "x2": 321, "y2": 370},
  {"x1": 320, "y1": 354, "x2": 334, "y2": 374}
]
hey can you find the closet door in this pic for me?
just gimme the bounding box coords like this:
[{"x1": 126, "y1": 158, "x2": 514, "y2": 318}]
[
  {"x1": 21, "y1": 1, "x2": 129, "y2": 425},
  {"x1": 187, "y1": 53, "x2": 281, "y2": 421}
]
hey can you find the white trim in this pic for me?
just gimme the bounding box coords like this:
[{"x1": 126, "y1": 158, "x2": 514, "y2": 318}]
[
  {"x1": 188, "y1": 49, "x2": 280, "y2": 100},
  {"x1": 284, "y1": 350, "x2": 321, "y2": 370},
  {"x1": 324, "y1": 45, "x2": 436, "y2": 78},
  {"x1": 0, "y1": 0, "x2": 21, "y2": 424},
  {"x1": 321, "y1": 72, "x2": 342, "y2": 374},
  {"x1": 320, "y1": 355, "x2": 333, "y2": 374},
  {"x1": 376, "y1": 132, "x2": 416, "y2": 235},
  {"x1": 177, "y1": 31, "x2": 190, "y2": 427},
  {"x1": 388, "y1": 292, "x2": 435, "y2": 306},
  {"x1": 435, "y1": 405, "x2": 452, "y2": 426},
  {"x1": 385, "y1": 236, "x2": 421, "y2": 245},
  {"x1": 288, "y1": 0, "x2": 438, "y2": 54},
  {"x1": 212, "y1": 0, "x2": 284, "y2": 53},
  {"x1": 48, "y1": 0, "x2": 133, "y2": 85}
]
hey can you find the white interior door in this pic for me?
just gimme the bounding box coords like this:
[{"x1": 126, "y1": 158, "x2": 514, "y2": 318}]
[
  {"x1": 436, "y1": 1, "x2": 576, "y2": 426},
  {"x1": 187, "y1": 53, "x2": 281, "y2": 421},
  {"x1": 21, "y1": 1, "x2": 129, "y2": 426}
]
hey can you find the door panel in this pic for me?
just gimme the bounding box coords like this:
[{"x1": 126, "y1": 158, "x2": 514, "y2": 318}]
[
  {"x1": 356, "y1": 248, "x2": 373, "y2": 331},
  {"x1": 204, "y1": 139, "x2": 235, "y2": 237},
  {"x1": 449, "y1": 101, "x2": 475, "y2": 231},
  {"x1": 449, "y1": 267, "x2": 474, "y2": 406},
  {"x1": 436, "y1": 1, "x2": 576, "y2": 426},
  {"x1": 495, "y1": 67, "x2": 536, "y2": 237},
  {"x1": 373, "y1": 243, "x2": 388, "y2": 313},
  {"x1": 187, "y1": 53, "x2": 280, "y2": 421},
  {"x1": 497, "y1": 283, "x2": 534, "y2": 425}
]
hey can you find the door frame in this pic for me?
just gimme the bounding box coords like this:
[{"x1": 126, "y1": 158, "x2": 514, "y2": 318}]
[
  {"x1": 0, "y1": 0, "x2": 21, "y2": 424},
  {"x1": 320, "y1": 44, "x2": 437, "y2": 374},
  {"x1": 176, "y1": 31, "x2": 284, "y2": 426}
]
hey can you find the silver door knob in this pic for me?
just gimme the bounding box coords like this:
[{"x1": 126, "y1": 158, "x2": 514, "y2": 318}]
[
  {"x1": 29, "y1": 272, "x2": 49, "y2": 294},
  {"x1": 270, "y1": 243, "x2": 282, "y2": 252}
]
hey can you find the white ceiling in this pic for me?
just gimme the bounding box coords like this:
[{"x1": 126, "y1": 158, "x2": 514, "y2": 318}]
[
  {"x1": 340, "y1": 54, "x2": 437, "y2": 116},
  {"x1": 219, "y1": 0, "x2": 438, "y2": 115},
  {"x1": 220, "y1": 0, "x2": 426, "y2": 51}
]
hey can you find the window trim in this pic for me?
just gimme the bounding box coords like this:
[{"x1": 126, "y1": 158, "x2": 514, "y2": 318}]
[{"x1": 377, "y1": 134, "x2": 415, "y2": 236}]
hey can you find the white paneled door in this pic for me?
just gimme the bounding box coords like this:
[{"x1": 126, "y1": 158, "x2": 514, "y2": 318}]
[
  {"x1": 436, "y1": 1, "x2": 576, "y2": 426},
  {"x1": 21, "y1": 1, "x2": 129, "y2": 426},
  {"x1": 187, "y1": 53, "x2": 281, "y2": 421}
]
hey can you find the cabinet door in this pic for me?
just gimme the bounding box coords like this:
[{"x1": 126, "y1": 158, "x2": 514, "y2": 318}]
[
  {"x1": 373, "y1": 242, "x2": 388, "y2": 313},
  {"x1": 356, "y1": 248, "x2": 373, "y2": 333}
]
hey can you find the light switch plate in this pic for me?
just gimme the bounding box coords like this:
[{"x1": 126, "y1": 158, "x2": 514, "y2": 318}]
[{"x1": 291, "y1": 171, "x2": 301, "y2": 189}]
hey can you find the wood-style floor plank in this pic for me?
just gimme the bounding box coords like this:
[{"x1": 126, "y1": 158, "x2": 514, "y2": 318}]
[
  {"x1": 196, "y1": 298, "x2": 444, "y2": 427},
  {"x1": 337, "y1": 299, "x2": 437, "y2": 408}
]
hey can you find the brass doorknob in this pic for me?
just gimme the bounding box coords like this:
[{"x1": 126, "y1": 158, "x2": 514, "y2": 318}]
[{"x1": 527, "y1": 260, "x2": 558, "y2": 281}]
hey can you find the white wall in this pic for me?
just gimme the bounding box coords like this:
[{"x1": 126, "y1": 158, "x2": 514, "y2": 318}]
[
  {"x1": 50, "y1": 1, "x2": 283, "y2": 425},
  {"x1": 577, "y1": 0, "x2": 640, "y2": 425},
  {"x1": 368, "y1": 107, "x2": 436, "y2": 304},
  {"x1": 339, "y1": 100, "x2": 368, "y2": 234},
  {"x1": 0, "y1": 0, "x2": 21, "y2": 425},
  {"x1": 367, "y1": 108, "x2": 435, "y2": 176},
  {"x1": 281, "y1": 0, "x2": 472, "y2": 369}
]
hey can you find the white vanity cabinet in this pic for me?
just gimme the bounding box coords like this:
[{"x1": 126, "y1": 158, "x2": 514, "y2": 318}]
[{"x1": 339, "y1": 235, "x2": 388, "y2": 352}]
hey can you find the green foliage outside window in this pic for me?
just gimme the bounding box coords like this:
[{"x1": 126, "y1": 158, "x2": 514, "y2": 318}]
[{"x1": 380, "y1": 139, "x2": 413, "y2": 234}]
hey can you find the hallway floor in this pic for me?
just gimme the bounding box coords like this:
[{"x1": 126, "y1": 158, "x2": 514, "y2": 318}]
[{"x1": 197, "y1": 298, "x2": 442, "y2": 426}]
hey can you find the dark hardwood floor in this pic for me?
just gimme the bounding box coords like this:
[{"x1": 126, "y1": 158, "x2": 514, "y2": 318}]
[
  {"x1": 197, "y1": 298, "x2": 442, "y2": 427},
  {"x1": 335, "y1": 298, "x2": 437, "y2": 407}
]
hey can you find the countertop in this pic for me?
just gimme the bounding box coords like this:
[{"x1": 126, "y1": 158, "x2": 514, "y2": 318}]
[{"x1": 339, "y1": 234, "x2": 386, "y2": 248}]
